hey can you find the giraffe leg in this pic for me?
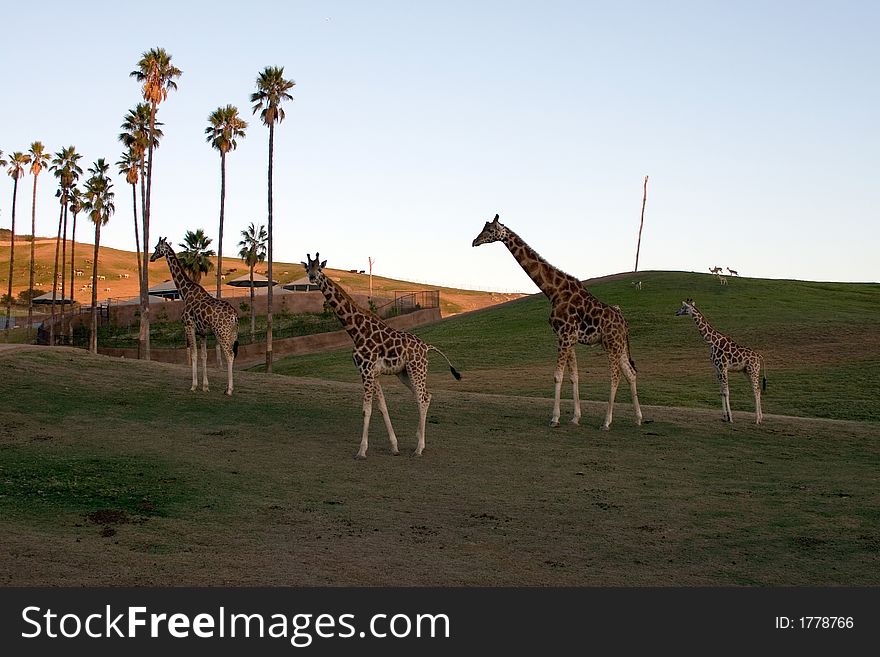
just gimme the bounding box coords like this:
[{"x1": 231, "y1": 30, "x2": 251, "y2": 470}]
[
  {"x1": 200, "y1": 337, "x2": 210, "y2": 392},
  {"x1": 621, "y1": 355, "x2": 643, "y2": 426},
  {"x1": 185, "y1": 325, "x2": 197, "y2": 392},
  {"x1": 223, "y1": 340, "x2": 235, "y2": 396},
  {"x1": 602, "y1": 358, "x2": 621, "y2": 430},
  {"x1": 403, "y1": 361, "x2": 431, "y2": 456},
  {"x1": 717, "y1": 368, "x2": 731, "y2": 422},
  {"x1": 356, "y1": 374, "x2": 376, "y2": 460},
  {"x1": 748, "y1": 367, "x2": 762, "y2": 424},
  {"x1": 374, "y1": 381, "x2": 399, "y2": 455},
  {"x1": 551, "y1": 339, "x2": 573, "y2": 428},
  {"x1": 567, "y1": 348, "x2": 581, "y2": 425}
]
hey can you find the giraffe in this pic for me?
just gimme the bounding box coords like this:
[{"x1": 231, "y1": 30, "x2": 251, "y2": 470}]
[
  {"x1": 302, "y1": 253, "x2": 461, "y2": 459},
  {"x1": 472, "y1": 214, "x2": 642, "y2": 430},
  {"x1": 150, "y1": 237, "x2": 239, "y2": 395},
  {"x1": 675, "y1": 298, "x2": 765, "y2": 424}
]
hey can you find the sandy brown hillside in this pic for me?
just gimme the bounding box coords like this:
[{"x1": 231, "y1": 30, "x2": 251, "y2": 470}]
[{"x1": 0, "y1": 238, "x2": 522, "y2": 316}]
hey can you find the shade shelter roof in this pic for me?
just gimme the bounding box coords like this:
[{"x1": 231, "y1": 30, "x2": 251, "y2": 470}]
[
  {"x1": 147, "y1": 279, "x2": 180, "y2": 300},
  {"x1": 283, "y1": 276, "x2": 320, "y2": 292},
  {"x1": 31, "y1": 292, "x2": 75, "y2": 304},
  {"x1": 226, "y1": 272, "x2": 275, "y2": 288}
]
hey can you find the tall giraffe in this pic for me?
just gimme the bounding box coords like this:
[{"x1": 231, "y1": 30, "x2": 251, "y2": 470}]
[
  {"x1": 675, "y1": 298, "x2": 765, "y2": 424},
  {"x1": 472, "y1": 214, "x2": 642, "y2": 429},
  {"x1": 302, "y1": 253, "x2": 460, "y2": 459},
  {"x1": 150, "y1": 237, "x2": 239, "y2": 395}
]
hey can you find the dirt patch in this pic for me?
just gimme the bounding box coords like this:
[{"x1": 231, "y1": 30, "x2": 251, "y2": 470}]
[{"x1": 85, "y1": 509, "x2": 130, "y2": 525}]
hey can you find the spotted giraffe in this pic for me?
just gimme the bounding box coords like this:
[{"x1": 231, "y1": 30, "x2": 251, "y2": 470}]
[
  {"x1": 150, "y1": 237, "x2": 239, "y2": 395},
  {"x1": 302, "y1": 253, "x2": 461, "y2": 459},
  {"x1": 472, "y1": 214, "x2": 642, "y2": 430},
  {"x1": 675, "y1": 298, "x2": 765, "y2": 424}
]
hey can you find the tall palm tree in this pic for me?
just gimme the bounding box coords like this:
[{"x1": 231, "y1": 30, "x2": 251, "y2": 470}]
[
  {"x1": 119, "y1": 103, "x2": 163, "y2": 325},
  {"x1": 83, "y1": 159, "x2": 114, "y2": 354},
  {"x1": 205, "y1": 105, "x2": 247, "y2": 300},
  {"x1": 67, "y1": 187, "x2": 83, "y2": 309},
  {"x1": 26, "y1": 141, "x2": 50, "y2": 339},
  {"x1": 4, "y1": 152, "x2": 27, "y2": 332},
  {"x1": 238, "y1": 222, "x2": 267, "y2": 336},
  {"x1": 130, "y1": 48, "x2": 182, "y2": 360},
  {"x1": 116, "y1": 149, "x2": 143, "y2": 287},
  {"x1": 251, "y1": 66, "x2": 294, "y2": 373},
  {"x1": 177, "y1": 229, "x2": 215, "y2": 283},
  {"x1": 50, "y1": 146, "x2": 82, "y2": 344}
]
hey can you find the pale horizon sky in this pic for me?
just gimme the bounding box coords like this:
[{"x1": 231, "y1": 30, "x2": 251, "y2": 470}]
[{"x1": 2, "y1": 1, "x2": 878, "y2": 292}]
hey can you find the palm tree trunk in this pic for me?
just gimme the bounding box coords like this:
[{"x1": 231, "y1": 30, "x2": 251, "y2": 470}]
[
  {"x1": 265, "y1": 122, "x2": 275, "y2": 372},
  {"x1": 139, "y1": 105, "x2": 156, "y2": 361},
  {"x1": 249, "y1": 264, "x2": 255, "y2": 336},
  {"x1": 90, "y1": 218, "x2": 101, "y2": 354},
  {"x1": 27, "y1": 174, "x2": 38, "y2": 340},
  {"x1": 217, "y1": 152, "x2": 226, "y2": 299},
  {"x1": 131, "y1": 182, "x2": 142, "y2": 289},
  {"x1": 50, "y1": 201, "x2": 63, "y2": 345},
  {"x1": 634, "y1": 175, "x2": 648, "y2": 272},
  {"x1": 60, "y1": 203, "x2": 68, "y2": 342},
  {"x1": 69, "y1": 210, "x2": 77, "y2": 344},
  {"x1": 4, "y1": 178, "x2": 18, "y2": 333}
]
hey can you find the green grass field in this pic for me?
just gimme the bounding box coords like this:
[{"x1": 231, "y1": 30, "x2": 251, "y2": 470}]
[{"x1": 0, "y1": 271, "x2": 878, "y2": 586}]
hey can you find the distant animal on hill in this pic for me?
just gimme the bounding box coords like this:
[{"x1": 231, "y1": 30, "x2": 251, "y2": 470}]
[
  {"x1": 150, "y1": 237, "x2": 239, "y2": 396},
  {"x1": 727, "y1": 267, "x2": 739, "y2": 276},
  {"x1": 631, "y1": 280, "x2": 642, "y2": 291},
  {"x1": 717, "y1": 275, "x2": 727, "y2": 286},
  {"x1": 709, "y1": 266, "x2": 723, "y2": 274},
  {"x1": 675, "y1": 298, "x2": 765, "y2": 424},
  {"x1": 303, "y1": 252, "x2": 461, "y2": 459},
  {"x1": 473, "y1": 213, "x2": 642, "y2": 430}
]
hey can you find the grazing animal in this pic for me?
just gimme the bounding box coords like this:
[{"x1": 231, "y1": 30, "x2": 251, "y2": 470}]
[
  {"x1": 675, "y1": 298, "x2": 765, "y2": 424},
  {"x1": 303, "y1": 253, "x2": 461, "y2": 459},
  {"x1": 709, "y1": 266, "x2": 723, "y2": 274},
  {"x1": 727, "y1": 267, "x2": 739, "y2": 276},
  {"x1": 717, "y1": 274, "x2": 728, "y2": 285},
  {"x1": 472, "y1": 214, "x2": 642, "y2": 429},
  {"x1": 150, "y1": 237, "x2": 239, "y2": 395},
  {"x1": 632, "y1": 280, "x2": 642, "y2": 291}
]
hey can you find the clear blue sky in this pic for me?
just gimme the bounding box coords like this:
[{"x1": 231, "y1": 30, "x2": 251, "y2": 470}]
[{"x1": 2, "y1": 0, "x2": 877, "y2": 291}]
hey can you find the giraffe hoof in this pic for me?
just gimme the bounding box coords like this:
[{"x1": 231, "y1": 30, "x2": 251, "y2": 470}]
[
  {"x1": 570, "y1": 417, "x2": 580, "y2": 426},
  {"x1": 601, "y1": 424, "x2": 610, "y2": 432},
  {"x1": 225, "y1": 390, "x2": 233, "y2": 396},
  {"x1": 190, "y1": 387, "x2": 197, "y2": 392},
  {"x1": 549, "y1": 420, "x2": 560, "y2": 429},
  {"x1": 412, "y1": 451, "x2": 423, "y2": 458},
  {"x1": 354, "y1": 453, "x2": 367, "y2": 461},
  {"x1": 391, "y1": 449, "x2": 400, "y2": 456}
]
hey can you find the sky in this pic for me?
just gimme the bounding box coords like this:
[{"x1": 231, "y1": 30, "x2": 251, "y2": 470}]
[{"x1": 1, "y1": 0, "x2": 878, "y2": 292}]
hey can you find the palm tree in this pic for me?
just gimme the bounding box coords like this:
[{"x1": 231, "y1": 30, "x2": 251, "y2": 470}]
[
  {"x1": 116, "y1": 149, "x2": 143, "y2": 287},
  {"x1": 26, "y1": 142, "x2": 50, "y2": 340},
  {"x1": 4, "y1": 152, "x2": 27, "y2": 333},
  {"x1": 130, "y1": 48, "x2": 182, "y2": 360},
  {"x1": 177, "y1": 229, "x2": 215, "y2": 283},
  {"x1": 50, "y1": 146, "x2": 82, "y2": 344},
  {"x1": 119, "y1": 103, "x2": 163, "y2": 324},
  {"x1": 251, "y1": 66, "x2": 295, "y2": 373},
  {"x1": 82, "y1": 159, "x2": 114, "y2": 354},
  {"x1": 205, "y1": 105, "x2": 247, "y2": 300},
  {"x1": 238, "y1": 222, "x2": 267, "y2": 336},
  {"x1": 67, "y1": 187, "x2": 83, "y2": 309}
]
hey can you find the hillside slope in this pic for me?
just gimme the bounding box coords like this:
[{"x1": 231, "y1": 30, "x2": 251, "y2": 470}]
[{"x1": 268, "y1": 271, "x2": 880, "y2": 422}]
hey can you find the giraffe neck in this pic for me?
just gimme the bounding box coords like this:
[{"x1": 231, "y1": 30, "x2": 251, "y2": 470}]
[
  {"x1": 690, "y1": 309, "x2": 722, "y2": 344},
  {"x1": 502, "y1": 228, "x2": 580, "y2": 299},
  {"x1": 316, "y1": 271, "x2": 374, "y2": 336},
  {"x1": 163, "y1": 247, "x2": 202, "y2": 300}
]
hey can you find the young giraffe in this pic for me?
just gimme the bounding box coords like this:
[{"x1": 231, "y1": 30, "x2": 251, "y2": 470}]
[
  {"x1": 675, "y1": 298, "x2": 765, "y2": 424},
  {"x1": 150, "y1": 237, "x2": 239, "y2": 395},
  {"x1": 303, "y1": 253, "x2": 461, "y2": 459},
  {"x1": 472, "y1": 214, "x2": 642, "y2": 430}
]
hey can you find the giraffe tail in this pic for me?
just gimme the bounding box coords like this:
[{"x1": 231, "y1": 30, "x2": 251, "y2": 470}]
[
  {"x1": 626, "y1": 334, "x2": 637, "y2": 373},
  {"x1": 428, "y1": 345, "x2": 462, "y2": 380},
  {"x1": 761, "y1": 355, "x2": 767, "y2": 391},
  {"x1": 233, "y1": 340, "x2": 239, "y2": 358}
]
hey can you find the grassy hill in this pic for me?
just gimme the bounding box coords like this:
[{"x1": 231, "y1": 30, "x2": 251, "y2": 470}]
[
  {"x1": 267, "y1": 271, "x2": 880, "y2": 423},
  {"x1": 0, "y1": 239, "x2": 521, "y2": 316}
]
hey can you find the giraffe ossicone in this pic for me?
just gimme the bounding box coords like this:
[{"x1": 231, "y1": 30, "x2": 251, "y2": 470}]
[
  {"x1": 150, "y1": 237, "x2": 239, "y2": 395},
  {"x1": 303, "y1": 253, "x2": 461, "y2": 459},
  {"x1": 472, "y1": 213, "x2": 642, "y2": 430},
  {"x1": 675, "y1": 298, "x2": 765, "y2": 424}
]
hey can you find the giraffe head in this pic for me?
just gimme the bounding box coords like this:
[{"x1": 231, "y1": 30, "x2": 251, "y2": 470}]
[
  {"x1": 472, "y1": 213, "x2": 507, "y2": 247},
  {"x1": 302, "y1": 253, "x2": 328, "y2": 284},
  {"x1": 150, "y1": 237, "x2": 172, "y2": 262},
  {"x1": 675, "y1": 298, "x2": 697, "y2": 317}
]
